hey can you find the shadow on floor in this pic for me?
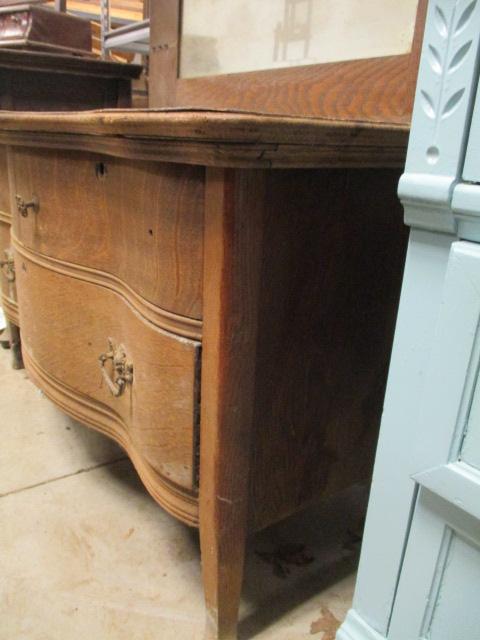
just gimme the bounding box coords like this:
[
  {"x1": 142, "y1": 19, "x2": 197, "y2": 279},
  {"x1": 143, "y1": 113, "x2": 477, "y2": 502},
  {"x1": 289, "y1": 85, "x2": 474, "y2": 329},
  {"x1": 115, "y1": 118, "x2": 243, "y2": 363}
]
[{"x1": 74, "y1": 423, "x2": 366, "y2": 639}]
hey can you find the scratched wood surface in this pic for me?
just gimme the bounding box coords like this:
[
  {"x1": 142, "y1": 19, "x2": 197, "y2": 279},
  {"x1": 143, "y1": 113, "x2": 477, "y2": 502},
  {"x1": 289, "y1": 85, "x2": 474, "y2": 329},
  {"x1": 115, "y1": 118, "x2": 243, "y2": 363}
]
[{"x1": 0, "y1": 109, "x2": 409, "y2": 169}]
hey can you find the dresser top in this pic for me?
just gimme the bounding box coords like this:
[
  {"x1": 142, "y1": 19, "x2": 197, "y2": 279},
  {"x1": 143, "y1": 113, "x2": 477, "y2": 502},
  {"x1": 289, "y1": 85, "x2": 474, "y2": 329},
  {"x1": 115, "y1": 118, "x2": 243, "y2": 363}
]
[{"x1": 0, "y1": 108, "x2": 409, "y2": 168}]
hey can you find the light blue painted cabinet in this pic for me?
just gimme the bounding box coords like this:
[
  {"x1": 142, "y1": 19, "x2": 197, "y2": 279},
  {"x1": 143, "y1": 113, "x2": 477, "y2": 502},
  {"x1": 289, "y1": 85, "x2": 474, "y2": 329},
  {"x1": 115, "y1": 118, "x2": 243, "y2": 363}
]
[
  {"x1": 389, "y1": 241, "x2": 480, "y2": 640},
  {"x1": 337, "y1": 2, "x2": 480, "y2": 639}
]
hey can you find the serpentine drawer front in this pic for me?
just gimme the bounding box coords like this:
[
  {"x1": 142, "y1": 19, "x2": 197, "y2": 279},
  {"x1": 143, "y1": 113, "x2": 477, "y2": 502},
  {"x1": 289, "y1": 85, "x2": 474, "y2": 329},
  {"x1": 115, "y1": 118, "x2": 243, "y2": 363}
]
[
  {"x1": 10, "y1": 147, "x2": 204, "y2": 326},
  {"x1": 14, "y1": 243, "x2": 201, "y2": 525}
]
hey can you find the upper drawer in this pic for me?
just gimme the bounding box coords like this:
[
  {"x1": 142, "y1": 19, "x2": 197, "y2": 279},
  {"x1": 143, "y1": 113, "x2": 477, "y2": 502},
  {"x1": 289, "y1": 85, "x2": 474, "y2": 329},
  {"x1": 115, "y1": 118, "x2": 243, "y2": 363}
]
[{"x1": 10, "y1": 148, "x2": 204, "y2": 321}]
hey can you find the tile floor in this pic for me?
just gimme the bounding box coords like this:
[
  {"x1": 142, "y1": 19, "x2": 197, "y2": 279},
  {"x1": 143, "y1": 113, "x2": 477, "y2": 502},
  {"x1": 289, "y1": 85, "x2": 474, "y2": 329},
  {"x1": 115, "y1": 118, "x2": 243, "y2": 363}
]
[{"x1": 0, "y1": 340, "x2": 367, "y2": 640}]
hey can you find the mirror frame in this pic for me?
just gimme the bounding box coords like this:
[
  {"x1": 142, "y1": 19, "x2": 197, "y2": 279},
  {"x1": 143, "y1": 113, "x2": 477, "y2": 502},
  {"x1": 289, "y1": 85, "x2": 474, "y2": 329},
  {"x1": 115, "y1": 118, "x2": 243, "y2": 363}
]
[{"x1": 149, "y1": 0, "x2": 427, "y2": 124}]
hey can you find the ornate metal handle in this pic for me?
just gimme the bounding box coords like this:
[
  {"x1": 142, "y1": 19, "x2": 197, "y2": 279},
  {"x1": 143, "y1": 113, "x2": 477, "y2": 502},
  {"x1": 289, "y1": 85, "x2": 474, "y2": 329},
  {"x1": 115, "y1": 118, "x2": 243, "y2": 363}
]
[
  {"x1": 15, "y1": 194, "x2": 39, "y2": 218},
  {"x1": 98, "y1": 338, "x2": 133, "y2": 397},
  {"x1": 0, "y1": 249, "x2": 15, "y2": 282}
]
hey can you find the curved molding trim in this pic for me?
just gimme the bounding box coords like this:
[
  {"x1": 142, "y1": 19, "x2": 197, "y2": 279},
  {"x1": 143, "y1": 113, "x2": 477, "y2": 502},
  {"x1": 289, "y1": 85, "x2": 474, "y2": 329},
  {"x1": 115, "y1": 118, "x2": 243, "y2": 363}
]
[
  {"x1": 0, "y1": 209, "x2": 11, "y2": 225},
  {"x1": 398, "y1": 172, "x2": 457, "y2": 233},
  {"x1": 336, "y1": 610, "x2": 386, "y2": 640},
  {"x1": 12, "y1": 235, "x2": 203, "y2": 341},
  {"x1": 1, "y1": 292, "x2": 19, "y2": 324},
  {"x1": 24, "y1": 347, "x2": 200, "y2": 528}
]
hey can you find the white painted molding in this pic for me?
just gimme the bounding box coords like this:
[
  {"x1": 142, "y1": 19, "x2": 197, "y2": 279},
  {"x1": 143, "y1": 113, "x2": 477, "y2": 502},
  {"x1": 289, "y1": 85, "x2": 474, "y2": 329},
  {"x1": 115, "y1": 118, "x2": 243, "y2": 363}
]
[
  {"x1": 336, "y1": 610, "x2": 386, "y2": 640},
  {"x1": 462, "y1": 66, "x2": 480, "y2": 181},
  {"x1": 414, "y1": 461, "x2": 480, "y2": 520},
  {"x1": 452, "y1": 182, "x2": 480, "y2": 217},
  {"x1": 399, "y1": 173, "x2": 456, "y2": 233},
  {"x1": 452, "y1": 183, "x2": 480, "y2": 240},
  {"x1": 399, "y1": 0, "x2": 480, "y2": 232},
  {"x1": 347, "y1": 230, "x2": 454, "y2": 635}
]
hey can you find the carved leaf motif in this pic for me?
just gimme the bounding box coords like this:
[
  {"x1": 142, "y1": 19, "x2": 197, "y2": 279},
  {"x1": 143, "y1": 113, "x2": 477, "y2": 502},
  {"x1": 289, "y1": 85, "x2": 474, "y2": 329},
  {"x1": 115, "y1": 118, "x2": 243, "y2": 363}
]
[
  {"x1": 449, "y1": 41, "x2": 472, "y2": 71},
  {"x1": 434, "y1": 5, "x2": 449, "y2": 37},
  {"x1": 421, "y1": 90, "x2": 436, "y2": 118},
  {"x1": 442, "y1": 88, "x2": 465, "y2": 118},
  {"x1": 428, "y1": 44, "x2": 443, "y2": 73},
  {"x1": 455, "y1": 0, "x2": 477, "y2": 34},
  {"x1": 419, "y1": 3, "x2": 474, "y2": 127}
]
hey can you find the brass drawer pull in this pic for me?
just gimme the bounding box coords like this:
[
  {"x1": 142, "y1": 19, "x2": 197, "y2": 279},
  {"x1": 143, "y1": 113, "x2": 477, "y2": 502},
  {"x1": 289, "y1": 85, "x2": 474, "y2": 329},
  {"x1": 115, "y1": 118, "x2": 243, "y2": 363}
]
[
  {"x1": 99, "y1": 338, "x2": 133, "y2": 397},
  {"x1": 15, "y1": 194, "x2": 39, "y2": 217},
  {"x1": 0, "y1": 249, "x2": 15, "y2": 282}
]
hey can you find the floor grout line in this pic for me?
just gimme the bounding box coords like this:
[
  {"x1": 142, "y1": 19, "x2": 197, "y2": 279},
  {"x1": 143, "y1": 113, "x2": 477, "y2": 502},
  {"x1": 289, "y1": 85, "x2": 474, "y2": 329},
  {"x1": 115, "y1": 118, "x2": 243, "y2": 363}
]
[{"x1": 0, "y1": 456, "x2": 129, "y2": 498}]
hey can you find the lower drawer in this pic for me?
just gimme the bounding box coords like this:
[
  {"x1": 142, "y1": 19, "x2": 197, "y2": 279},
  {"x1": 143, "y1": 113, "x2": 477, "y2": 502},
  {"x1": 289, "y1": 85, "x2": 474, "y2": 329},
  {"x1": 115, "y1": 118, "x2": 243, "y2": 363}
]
[{"x1": 15, "y1": 245, "x2": 201, "y2": 523}]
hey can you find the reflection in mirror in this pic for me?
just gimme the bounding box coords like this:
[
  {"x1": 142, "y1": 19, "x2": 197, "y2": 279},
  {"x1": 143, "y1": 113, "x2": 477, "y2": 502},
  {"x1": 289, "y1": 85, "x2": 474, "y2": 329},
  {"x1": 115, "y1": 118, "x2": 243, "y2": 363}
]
[{"x1": 180, "y1": 0, "x2": 419, "y2": 79}]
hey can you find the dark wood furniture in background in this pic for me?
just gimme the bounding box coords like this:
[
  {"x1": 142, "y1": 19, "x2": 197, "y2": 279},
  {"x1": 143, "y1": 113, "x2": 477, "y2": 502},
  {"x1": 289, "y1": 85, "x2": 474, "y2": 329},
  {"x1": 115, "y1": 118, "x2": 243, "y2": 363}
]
[
  {"x1": 0, "y1": 3, "x2": 92, "y2": 55},
  {"x1": 0, "y1": 49, "x2": 141, "y2": 366},
  {"x1": 0, "y1": 108, "x2": 409, "y2": 638}
]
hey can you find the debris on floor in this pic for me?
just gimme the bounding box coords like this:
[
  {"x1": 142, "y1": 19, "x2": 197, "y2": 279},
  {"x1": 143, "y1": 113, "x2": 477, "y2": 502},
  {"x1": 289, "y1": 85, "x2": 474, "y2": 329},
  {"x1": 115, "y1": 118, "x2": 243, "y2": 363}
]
[{"x1": 310, "y1": 606, "x2": 340, "y2": 637}]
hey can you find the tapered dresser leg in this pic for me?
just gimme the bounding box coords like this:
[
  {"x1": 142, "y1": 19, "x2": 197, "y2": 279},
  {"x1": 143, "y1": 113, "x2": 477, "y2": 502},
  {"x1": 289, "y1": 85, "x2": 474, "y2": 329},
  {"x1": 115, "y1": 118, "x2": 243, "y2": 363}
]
[
  {"x1": 199, "y1": 168, "x2": 266, "y2": 640},
  {"x1": 200, "y1": 503, "x2": 248, "y2": 640}
]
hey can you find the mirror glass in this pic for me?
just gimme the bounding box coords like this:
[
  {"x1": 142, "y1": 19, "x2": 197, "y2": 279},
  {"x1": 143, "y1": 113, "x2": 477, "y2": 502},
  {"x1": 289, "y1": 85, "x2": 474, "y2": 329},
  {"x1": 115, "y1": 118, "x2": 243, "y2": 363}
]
[{"x1": 180, "y1": 0, "x2": 419, "y2": 79}]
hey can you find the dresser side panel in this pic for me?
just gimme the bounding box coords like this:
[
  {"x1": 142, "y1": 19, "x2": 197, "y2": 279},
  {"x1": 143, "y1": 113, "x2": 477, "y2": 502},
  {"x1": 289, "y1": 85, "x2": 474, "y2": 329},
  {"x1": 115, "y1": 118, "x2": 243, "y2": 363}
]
[{"x1": 250, "y1": 167, "x2": 408, "y2": 530}]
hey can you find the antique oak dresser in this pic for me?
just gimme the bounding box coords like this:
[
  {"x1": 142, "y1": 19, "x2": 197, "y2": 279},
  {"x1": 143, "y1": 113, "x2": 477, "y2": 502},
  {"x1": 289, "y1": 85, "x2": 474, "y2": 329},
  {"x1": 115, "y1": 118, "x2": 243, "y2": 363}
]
[
  {"x1": 0, "y1": 1, "x2": 429, "y2": 638},
  {"x1": 0, "y1": 108, "x2": 410, "y2": 639},
  {"x1": 0, "y1": 48, "x2": 141, "y2": 366}
]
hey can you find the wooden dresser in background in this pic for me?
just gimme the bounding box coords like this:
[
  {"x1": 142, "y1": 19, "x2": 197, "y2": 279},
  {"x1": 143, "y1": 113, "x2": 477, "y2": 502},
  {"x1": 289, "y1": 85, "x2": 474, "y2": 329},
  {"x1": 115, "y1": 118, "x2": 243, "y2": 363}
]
[{"x1": 0, "y1": 48, "x2": 141, "y2": 366}]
